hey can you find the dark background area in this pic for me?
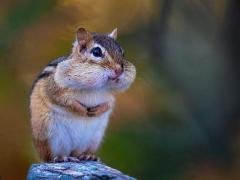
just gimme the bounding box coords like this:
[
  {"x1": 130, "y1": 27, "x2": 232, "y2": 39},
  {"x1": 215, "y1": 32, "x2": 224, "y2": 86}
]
[{"x1": 1, "y1": 0, "x2": 240, "y2": 179}]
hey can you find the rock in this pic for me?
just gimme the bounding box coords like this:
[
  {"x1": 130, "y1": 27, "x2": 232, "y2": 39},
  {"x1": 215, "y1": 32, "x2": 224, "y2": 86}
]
[{"x1": 27, "y1": 161, "x2": 136, "y2": 180}]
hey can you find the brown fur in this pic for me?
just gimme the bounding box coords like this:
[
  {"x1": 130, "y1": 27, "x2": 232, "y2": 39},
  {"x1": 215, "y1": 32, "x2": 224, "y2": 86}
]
[
  {"x1": 93, "y1": 34, "x2": 123, "y2": 64},
  {"x1": 30, "y1": 79, "x2": 51, "y2": 140},
  {"x1": 30, "y1": 78, "x2": 53, "y2": 161},
  {"x1": 31, "y1": 75, "x2": 90, "y2": 161},
  {"x1": 74, "y1": 28, "x2": 123, "y2": 68},
  {"x1": 33, "y1": 138, "x2": 52, "y2": 162},
  {"x1": 30, "y1": 28, "x2": 136, "y2": 162},
  {"x1": 87, "y1": 102, "x2": 110, "y2": 117},
  {"x1": 45, "y1": 74, "x2": 86, "y2": 115}
]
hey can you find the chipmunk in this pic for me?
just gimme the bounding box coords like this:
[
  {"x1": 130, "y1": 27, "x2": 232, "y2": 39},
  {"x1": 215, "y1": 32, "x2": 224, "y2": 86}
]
[{"x1": 29, "y1": 27, "x2": 136, "y2": 162}]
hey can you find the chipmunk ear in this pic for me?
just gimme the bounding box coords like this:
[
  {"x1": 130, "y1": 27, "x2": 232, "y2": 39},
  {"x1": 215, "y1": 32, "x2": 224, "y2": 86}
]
[
  {"x1": 108, "y1": 28, "x2": 117, "y2": 40},
  {"x1": 76, "y1": 27, "x2": 92, "y2": 50}
]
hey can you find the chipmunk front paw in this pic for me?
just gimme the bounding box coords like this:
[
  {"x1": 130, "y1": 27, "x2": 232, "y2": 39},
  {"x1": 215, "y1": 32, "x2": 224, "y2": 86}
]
[
  {"x1": 87, "y1": 102, "x2": 110, "y2": 117},
  {"x1": 67, "y1": 99, "x2": 88, "y2": 117}
]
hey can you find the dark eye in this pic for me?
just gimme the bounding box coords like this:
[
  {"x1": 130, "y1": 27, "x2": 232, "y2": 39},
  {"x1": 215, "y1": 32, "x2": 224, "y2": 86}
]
[{"x1": 91, "y1": 47, "x2": 102, "y2": 57}]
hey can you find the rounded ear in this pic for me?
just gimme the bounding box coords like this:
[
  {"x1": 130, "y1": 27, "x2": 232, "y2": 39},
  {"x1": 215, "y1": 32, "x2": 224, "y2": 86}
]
[
  {"x1": 108, "y1": 28, "x2": 117, "y2": 40},
  {"x1": 76, "y1": 27, "x2": 92, "y2": 50}
]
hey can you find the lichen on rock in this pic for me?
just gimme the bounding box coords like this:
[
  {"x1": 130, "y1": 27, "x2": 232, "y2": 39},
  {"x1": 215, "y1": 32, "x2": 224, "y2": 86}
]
[{"x1": 27, "y1": 161, "x2": 136, "y2": 180}]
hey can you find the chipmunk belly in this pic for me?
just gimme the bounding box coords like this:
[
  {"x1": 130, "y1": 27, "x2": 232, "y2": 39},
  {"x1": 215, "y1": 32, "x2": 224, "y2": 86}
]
[{"x1": 49, "y1": 105, "x2": 111, "y2": 157}]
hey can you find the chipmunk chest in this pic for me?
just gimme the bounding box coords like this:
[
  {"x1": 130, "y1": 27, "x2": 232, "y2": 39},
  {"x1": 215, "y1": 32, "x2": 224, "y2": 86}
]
[
  {"x1": 72, "y1": 90, "x2": 114, "y2": 107},
  {"x1": 49, "y1": 106, "x2": 109, "y2": 156}
]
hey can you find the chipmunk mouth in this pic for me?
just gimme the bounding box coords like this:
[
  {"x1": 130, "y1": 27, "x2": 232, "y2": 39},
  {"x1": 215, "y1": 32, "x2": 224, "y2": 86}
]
[
  {"x1": 108, "y1": 73, "x2": 124, "y2": 83},
  {"x1": 108, "y1": 66, "x2": 124, "y2": 81}
]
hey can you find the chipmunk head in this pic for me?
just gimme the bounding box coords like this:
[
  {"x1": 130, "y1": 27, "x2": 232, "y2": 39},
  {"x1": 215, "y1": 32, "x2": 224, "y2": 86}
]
[{"x1": 55, "y1": 27, "x2": 136, "y2": 91}]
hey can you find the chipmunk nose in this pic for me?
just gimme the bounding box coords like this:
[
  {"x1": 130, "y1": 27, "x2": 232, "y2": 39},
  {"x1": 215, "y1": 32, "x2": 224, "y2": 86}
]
[{"x1": 114, "y1": 64, "x2": 123, "y2": 77}]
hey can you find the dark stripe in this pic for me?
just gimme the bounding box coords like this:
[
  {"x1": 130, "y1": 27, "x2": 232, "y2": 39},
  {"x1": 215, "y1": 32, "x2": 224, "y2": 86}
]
[
  {"x1": 37, "y1": 71, "x2": 52, "y2": 80},
  {"x1": 30, "y1": 56, "x2": 68, "y2": 94},
  {"x1": 47, "y1": 56, "x2": 68, "y2": 67},
  {"x1": 92, "y1": 34, "x2": 123, "y2": 61}
]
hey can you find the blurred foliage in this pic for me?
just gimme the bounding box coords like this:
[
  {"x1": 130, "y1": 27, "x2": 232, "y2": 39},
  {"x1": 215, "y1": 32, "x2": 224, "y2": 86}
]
[{"x1": 1, "y1": 0, "x2": 240, "y2": 180}]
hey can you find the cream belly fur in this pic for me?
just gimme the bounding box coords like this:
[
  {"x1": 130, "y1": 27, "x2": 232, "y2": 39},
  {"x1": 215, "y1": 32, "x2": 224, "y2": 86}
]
[{"x1": 49, "y1": 104, "x2": 112, "y2": 157}]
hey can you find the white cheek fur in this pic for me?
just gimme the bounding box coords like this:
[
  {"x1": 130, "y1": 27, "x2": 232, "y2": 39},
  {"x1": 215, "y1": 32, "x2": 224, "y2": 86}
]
[
  {"x1": 54, "y1": 60, "x2": 109, "y2": 90},
  {"x1": 108, "y1": 66, "x2": 136, "y2": 91}
]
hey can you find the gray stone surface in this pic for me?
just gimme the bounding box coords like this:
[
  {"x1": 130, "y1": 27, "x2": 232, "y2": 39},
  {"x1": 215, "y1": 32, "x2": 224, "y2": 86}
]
[{"x1": 27, "y1": 161, "x2": 136, "y2": 180}]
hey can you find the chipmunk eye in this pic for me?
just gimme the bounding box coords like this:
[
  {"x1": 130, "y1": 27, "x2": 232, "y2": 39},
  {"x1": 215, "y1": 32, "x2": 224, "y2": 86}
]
[{"x1": 91, "y1": 47, "x2": 102, "y2": 58}]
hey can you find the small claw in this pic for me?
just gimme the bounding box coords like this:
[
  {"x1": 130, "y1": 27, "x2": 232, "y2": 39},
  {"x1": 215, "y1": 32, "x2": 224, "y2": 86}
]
[
  {"x1": 67, "y1": 156, "x2": 80, "y2": 162},
  {"x1": 88, "y1": 107, "x2": 98, "y2": 113},
  {"x1": 89, "y1": 102, "x2": 109, "y2": 112},
  {"x1": 91, "y1": 156, "x2": 100, "y2": 161},
  {"x1": 78, "y1": 154, "x2": 86, "y2": 161},
  {"x1": 87, "y1": 102, "x2": 110, "y2": 117},
  {"x1": 53, "y1": 156, "x2": 68, "y2": 163},
  {"x1": 95, "y1": 157, "x2": 101, "y2": 162},
  {"x1": 87, "y1": 111, "x2": 97, "y2": 117},
  {"x1": 78, "y1": 154, "x2": 99, "y2": 161},
  {"x1": 53, "y1": 157, "x2": 62, "y2": 163}
]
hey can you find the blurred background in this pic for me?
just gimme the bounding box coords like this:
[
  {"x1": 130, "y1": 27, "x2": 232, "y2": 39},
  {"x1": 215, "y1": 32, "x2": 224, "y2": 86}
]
[{"x1": 1, "y1": 0, "x2": 240, "y2": 179}]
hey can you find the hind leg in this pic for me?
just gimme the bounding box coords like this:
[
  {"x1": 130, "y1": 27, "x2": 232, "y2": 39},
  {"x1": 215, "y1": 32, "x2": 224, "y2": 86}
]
[{"x1": 33, "y1": 139, "x2": 52, "y2": 162}]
